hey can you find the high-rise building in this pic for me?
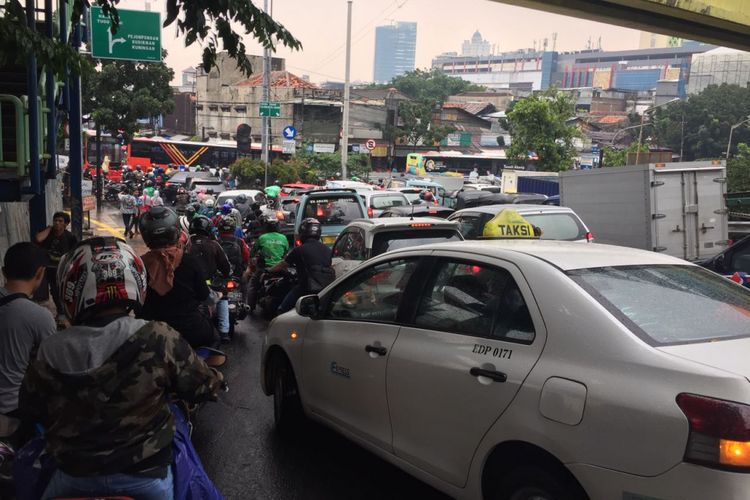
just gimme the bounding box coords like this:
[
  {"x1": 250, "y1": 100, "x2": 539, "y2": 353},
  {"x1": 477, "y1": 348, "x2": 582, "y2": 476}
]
[
  {"x1": 462, "y1": 31, "x2": 492, "y2": 58},
  {"x1": 373, "y1": 22, "x2": 417, "y2": 84}
]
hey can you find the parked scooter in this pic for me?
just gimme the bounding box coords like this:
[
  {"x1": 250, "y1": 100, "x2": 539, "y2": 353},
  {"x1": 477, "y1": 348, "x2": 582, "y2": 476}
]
[{"x1": 209, "y1": 275, "x2": 249, "y2": 338}]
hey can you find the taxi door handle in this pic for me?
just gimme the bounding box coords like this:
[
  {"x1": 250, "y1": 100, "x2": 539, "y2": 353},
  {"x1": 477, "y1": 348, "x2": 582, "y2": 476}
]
[
  {"x1": 365, "y1": 345, "x2": 387, "y2": 356},
  {"x1": 470, "y1": 367, "x2": 507, "y2": 383}
]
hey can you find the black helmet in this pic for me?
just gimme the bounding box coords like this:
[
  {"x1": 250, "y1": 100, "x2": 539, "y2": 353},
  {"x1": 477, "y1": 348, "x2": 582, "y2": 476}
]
[
  {"x1": 299, "y1": 218, "x2": 322, "y2": 242},
  {"x1": 185, "y1": 205, "x2": 196, "y2": 218},
  {"x1": 189, "y1": 215, "x2": 213, "y2": 236},
  {"x1": 140, "y1": 207, "x2": 180, "y2": 249},
  {"x1": 218, "y1": 215, "x2": 235, "y2": 234},
  {"x1": 274, "y1": 180, "x2": 281, "y2": 186},
  {"x1": 262, "y1": 216, "x2": 280, "y2": 233},
  {"x1": 235, "y1": 194, "x2": 248, "y2": 205}
]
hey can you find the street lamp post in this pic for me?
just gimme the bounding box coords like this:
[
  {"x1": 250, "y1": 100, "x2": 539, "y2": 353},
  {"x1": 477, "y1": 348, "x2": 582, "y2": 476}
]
[
  {"x1": 726, "y1": 116, "x2": 750, "y2": 160},
  {"x1": 635, "y1": 98, "x2": 680, "y2": 165}
]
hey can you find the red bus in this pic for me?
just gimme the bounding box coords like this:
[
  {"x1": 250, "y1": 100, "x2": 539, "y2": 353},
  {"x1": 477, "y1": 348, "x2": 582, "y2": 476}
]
[
  {"x1": 83, "y1": 130, "x2": 125, "y2": 181},
  {"x1": 126, "y1": 137, "x2": 285, "y2": 170}
]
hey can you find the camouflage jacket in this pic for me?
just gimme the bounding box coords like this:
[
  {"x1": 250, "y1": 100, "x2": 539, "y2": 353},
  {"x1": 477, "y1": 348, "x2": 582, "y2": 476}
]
[{"x1": 19, "y1": 317, "x2": 223, "y2": 476}]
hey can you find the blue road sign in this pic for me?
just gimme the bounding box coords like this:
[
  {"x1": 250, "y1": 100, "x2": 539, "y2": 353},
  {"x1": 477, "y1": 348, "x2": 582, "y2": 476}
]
[{"x1": 282, "y1": 125, "x2": 297, "y2": 140}]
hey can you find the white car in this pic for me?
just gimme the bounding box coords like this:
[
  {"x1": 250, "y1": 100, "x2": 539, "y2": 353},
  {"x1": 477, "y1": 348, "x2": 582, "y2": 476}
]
[
  {"x1": 261, "y1": 240, "x2": 750, "y2": 500},
  {"x1": 330, "y1": 217, "x2": 463, "y2": 276},
  {"x1": 448, "y1": 204, "x2": 592, "y2": 242},
  {"x1": 358, "y1": 190, "x2": 412, "y2": 218}
]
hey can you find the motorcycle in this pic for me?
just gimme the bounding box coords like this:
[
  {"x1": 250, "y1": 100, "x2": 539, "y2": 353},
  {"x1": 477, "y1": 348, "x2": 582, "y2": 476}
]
[
  {"x1": 258, "y1": 268, "x2": 297, "y2": 320},
  {"x1": 104, "y1": 181, "x2": 127, "y2": 202},
  {"x1": 210, "y1": 275, "x2": 249, "y2": 338}
]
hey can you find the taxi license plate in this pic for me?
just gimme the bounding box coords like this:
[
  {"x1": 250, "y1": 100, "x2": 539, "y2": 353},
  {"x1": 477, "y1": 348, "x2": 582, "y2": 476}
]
[
  {"x1": 322, "y1": 235, "x2": 337, "y2": 245},
  {"x1": 228, "y1": 291, "x2": 243, "y2": 302}
]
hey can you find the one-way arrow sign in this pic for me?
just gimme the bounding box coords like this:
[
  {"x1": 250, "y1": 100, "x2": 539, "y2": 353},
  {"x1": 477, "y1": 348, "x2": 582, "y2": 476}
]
[{"x1": 282, "y1": 125, "x2": 297, "y2": 140}]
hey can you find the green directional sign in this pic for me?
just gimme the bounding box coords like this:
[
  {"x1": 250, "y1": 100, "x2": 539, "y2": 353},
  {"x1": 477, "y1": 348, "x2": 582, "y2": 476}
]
[
  {"x1": 260, "y1": 102, "x2": 281, "y2": 117},
  {"x1": 90, "y1": 7, "x2": 161, "y2": 62}
]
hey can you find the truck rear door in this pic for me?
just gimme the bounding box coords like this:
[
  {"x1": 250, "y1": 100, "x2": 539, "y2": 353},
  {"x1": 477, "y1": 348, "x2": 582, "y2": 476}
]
[{"x1": 651, "y1": 166, "x2": 728, "y2": 261}]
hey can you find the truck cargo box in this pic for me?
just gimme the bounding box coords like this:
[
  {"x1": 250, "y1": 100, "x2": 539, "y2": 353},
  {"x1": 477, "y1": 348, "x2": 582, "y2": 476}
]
[{"x1": 560, "y1": 161, "x2": 728, "y2": 261}]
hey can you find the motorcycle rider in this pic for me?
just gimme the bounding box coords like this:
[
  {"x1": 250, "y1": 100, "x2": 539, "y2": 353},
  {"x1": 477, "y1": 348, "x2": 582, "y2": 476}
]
[
  {"x1": 19, "y1": 236, "x2": 224, "y2": 499},
  {"x1": 173, "y1": 187, "x2": 190, "y2": 215},
  {"x1": 217, "y1": 215, "x2": 250, "y2": 278},
  {"x1": 270, "y1": 218, "x2": 334, "y2": 314},
  {"x1": 264, "y1": 181, "x2": 282, "y2": 210},
  {"x1": 247, "y1": 216, "x2": 289, "y2": 314},
  {"x1": 187, "y1": 216, "x2": 231, "y2": 282},
  {"x1": 138, "y1": 207, "x2": 218, "y2": 349}
]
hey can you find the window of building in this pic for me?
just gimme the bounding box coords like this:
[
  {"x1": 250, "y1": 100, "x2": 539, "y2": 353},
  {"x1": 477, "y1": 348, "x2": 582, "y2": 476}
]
[
  {"x1": 208, "y1": 104, "x2": 218, "y2": 111},
  {"x1": 234, "y1": 105, "x2": 247, "y2": 113},
  {"x1": 220, "y1": 105, "x2": 231, "y2": 112}
]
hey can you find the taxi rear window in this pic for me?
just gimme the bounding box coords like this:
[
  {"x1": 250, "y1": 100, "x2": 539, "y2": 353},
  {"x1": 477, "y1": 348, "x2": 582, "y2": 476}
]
[
  {"x1": 371, "y1": 229, "x2": 462, "y2": 256},
  {"x1": 568, "y1": 265, "x2": 750, "y2": 346},
  {"x1": 521, "y1": 213, "x2": 586, "y2": 241}
]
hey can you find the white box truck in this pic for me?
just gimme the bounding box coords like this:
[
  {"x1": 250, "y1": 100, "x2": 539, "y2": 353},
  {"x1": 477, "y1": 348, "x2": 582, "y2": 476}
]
[{"x1": 560, "y1": 161, "x2": 728, "y2": 261}]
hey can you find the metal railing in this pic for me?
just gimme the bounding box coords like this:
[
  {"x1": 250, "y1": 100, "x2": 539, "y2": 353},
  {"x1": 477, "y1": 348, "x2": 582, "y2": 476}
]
[{"x1": 0, "y1": 94, "x2": 27, "y2": 176}]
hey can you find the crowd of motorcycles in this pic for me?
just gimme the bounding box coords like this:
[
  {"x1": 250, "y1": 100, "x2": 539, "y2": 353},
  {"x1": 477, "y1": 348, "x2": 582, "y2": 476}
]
[{"x1": 0, "y1": 171, "x2": 302, "y2": 499}]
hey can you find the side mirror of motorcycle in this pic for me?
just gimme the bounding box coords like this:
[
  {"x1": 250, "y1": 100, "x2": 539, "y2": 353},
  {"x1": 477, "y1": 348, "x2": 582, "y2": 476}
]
[{"x1": 296, "y1": 295, "x2": 320, "y2": 319}]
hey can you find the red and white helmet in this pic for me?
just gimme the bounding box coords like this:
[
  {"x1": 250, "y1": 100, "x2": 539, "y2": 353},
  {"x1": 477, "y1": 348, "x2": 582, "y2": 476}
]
[{"x1": 57, "y1": 237, "x2": 147, "y2": 323}]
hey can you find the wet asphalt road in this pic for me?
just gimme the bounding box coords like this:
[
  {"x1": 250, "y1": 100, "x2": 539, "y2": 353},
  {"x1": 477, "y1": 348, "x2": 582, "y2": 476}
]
[{"x1": 191, "y1": 315, "x2": 451, "y2": 500}]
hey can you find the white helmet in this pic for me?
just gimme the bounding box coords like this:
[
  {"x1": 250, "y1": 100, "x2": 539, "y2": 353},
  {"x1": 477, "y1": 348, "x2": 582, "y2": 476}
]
[
  {"x1": 204, "y1": 198, "x2": 215, "y2": 208},
  {"x1": 57, "y1": 237, "x2": 147, "y2": 323}
]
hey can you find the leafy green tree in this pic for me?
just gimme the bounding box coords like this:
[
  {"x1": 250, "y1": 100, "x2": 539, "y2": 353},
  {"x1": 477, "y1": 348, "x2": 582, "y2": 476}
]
[
  {"x1": 82, "y1": 52, "x2": 174, "y2": 141},
  {"x1": 1, "y1": 0, "x2": 301, "y2": 77},
  {"x1": 388, "y1": 68, "x2": 484, "y2": 103},
  {"x1": 395, "y1": 100, "x2": 455, "y2": 148},
  {"x1": 728, "y1": 143, "x2": 750, "y2": 193},
  {"x1": 506, "y1": 90, "x2": 580, "y2": 171},
  {"x1": 602, "y1": 142, "x2": 649, "y2": 167},
  {"x1": 651, "y1": 84, "x2": 750, "y2": 160}
]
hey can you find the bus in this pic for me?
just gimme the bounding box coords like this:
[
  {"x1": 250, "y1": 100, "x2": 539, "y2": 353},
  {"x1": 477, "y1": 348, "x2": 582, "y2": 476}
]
[
  {"x1": 126, "y1": 137, "x2": 285, "y2": 170},
  {"x1": 83, "y1": 130, "x2": 125, "y2": 179}
]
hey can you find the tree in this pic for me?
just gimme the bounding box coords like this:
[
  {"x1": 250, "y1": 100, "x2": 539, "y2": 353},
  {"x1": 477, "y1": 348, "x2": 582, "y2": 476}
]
[
  {"x1": 388, "y1": 68, "x2": 484, "y2": 103},
  {"x1": 651, "y1": 84, "x2": 750, "y2": 161},
  {"x1": 82, "y1": 52, "x2": 174, "y2": 141},
  {"x1": 728, "y1": 143, "x2": 750, "y2": 193},
  {"x1": 1, "y1": 0, "x2": 301, "y2": 77},
  {"x1": 505, "y1": 90, "x2": 580, "y2": 172},
  {"x1": 602, "y1": 142, "x2": 649, "y2": 167},
  {"x1": 394, "y1": 100, "x2": 455, "y2": 148}
]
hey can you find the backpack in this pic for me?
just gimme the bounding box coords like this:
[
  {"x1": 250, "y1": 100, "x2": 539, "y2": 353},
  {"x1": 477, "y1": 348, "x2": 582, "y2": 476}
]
[
  {"x1": 186, "y1": 237, "x2": 213, "y2": 280},
  {"x1": 219, "y1": 236, "x2": 243, "y2": 276}
]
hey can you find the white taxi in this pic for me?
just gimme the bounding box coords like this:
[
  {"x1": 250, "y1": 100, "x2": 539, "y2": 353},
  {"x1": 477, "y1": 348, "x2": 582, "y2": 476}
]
[{"x1": 261, "y1": 240, "x2": 750, "y2": 500}]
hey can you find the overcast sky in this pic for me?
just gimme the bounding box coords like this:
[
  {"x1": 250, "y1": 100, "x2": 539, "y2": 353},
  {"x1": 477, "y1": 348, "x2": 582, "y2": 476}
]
[{"x1": 120, "y1": 0, "x2": 643, "y2": 84}]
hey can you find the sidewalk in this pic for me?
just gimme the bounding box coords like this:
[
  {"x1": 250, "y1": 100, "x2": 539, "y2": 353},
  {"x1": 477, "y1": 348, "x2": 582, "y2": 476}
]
[{"x1": 88, "y1": 208, "x2": 148, "y2": 255}]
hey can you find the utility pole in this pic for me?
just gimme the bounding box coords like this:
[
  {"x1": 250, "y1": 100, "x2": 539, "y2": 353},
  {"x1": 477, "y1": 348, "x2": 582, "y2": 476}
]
[
  {"x1": 261, "y1": 0, "x2": 271, "y2": 186},
  {"x1": 727, "y1": 116, "x2": 750, "y2": 161},
  {"x1": 341, "y1": 0, "x2": 353, "y2": 179}
]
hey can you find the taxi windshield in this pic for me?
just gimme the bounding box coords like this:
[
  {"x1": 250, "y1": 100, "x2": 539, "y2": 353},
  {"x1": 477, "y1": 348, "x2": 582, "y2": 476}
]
[{"x1": 568, "y1": 265, "x2": 750, "y2": 346}]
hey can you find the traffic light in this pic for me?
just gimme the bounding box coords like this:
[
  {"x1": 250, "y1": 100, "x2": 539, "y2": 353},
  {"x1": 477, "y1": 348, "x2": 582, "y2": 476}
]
[{"x1": 236, "y1": 124, "x2": 251, "y2": 154}]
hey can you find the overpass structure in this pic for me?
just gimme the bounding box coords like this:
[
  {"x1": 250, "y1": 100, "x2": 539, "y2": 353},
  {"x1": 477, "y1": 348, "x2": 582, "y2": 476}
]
[{"x1": 491, "y1": 0, "x2": 750, "y2": 52}]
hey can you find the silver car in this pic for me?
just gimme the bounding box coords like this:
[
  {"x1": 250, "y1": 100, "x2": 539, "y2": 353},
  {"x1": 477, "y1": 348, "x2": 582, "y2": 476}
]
[{"x1": 262, "y1": 240, "x2": 750, "y2": 499}]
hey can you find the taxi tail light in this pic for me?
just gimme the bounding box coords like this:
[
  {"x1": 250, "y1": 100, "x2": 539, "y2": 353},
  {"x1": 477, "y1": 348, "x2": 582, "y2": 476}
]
[
  {"x1": 585, "y1": 231, "x2": 594, "y2": 243},
  {"x1": 676, "y1": 393, "x2": 750, "y2": 470},
  {"x1": 367, "y1": 207, "x2": 374, "y2": 218}
]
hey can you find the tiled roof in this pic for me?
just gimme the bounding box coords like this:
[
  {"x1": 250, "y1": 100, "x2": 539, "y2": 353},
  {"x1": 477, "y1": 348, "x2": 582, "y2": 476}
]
[
  {"x1": 590, "y1": 114, "x2": 629, "y2": 125},
  {"x1": 443, "y1": 102, "x2": 496, "y2": 116},
  {"x1": 235, "y1": 71, "x2": 318, "y2": 89}
]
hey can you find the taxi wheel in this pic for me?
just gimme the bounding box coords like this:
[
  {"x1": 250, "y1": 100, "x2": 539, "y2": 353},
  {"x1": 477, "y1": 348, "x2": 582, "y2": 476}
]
[
  {"x1": 494, "y1": 464, "x2": 583, "y2": 500},
  {"x1": 272, "y1": 358, "x2": 303, "y2": 432}
]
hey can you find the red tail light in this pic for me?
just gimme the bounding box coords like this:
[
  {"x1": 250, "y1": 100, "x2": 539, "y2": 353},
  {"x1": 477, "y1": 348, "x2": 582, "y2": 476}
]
[
  {"x1": 434, "y1": 199, "x2": 438, "y2": 206},
  {"x1": 676, "y1": 393, "x2": 750, "y2": 470},
  {"x1": 367, "y1": 207, "x2": 374, "y2": 218},
  {"x1": 585, "y1": 231, "x2": 594, "y2": 243},
  {"x1": 226, "y1": 280, "x2": 236, "y2": 289},
  {"x1": 295, "y1": 239, "x2": 302, "y2": 247}
]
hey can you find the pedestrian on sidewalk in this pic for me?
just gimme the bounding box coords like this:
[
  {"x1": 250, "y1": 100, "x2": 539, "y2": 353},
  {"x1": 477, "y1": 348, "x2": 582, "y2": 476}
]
[
  {"x1": 118, "y1": 188, "x2": 138, "y2": 239},
  {"x1": 0, "y1": 242, "x2": 56, "y2": 448},
  {"x1": 34, "y1": 212, "x2": 77, "y2": 325}
]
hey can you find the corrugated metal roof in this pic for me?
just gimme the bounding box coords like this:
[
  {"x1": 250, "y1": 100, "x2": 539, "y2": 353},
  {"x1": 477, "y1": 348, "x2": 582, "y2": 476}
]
[{"x1": 235, "y1": 71, "x2": 318, "y2": 89}]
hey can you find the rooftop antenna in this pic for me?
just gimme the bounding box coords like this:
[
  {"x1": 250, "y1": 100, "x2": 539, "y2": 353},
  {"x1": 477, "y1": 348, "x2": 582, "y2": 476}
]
[
  {"x1": 552, "y1": 32, "x2": 558, "y2": 52},
  {"x1": 543, "y1": 38, "x2": 548, "y2": 51}
]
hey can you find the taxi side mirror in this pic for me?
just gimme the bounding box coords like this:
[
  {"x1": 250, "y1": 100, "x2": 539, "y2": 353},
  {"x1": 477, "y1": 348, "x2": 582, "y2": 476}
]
[{"x1": 296, "y1": 295, "x2": 320, "y2": 319}]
